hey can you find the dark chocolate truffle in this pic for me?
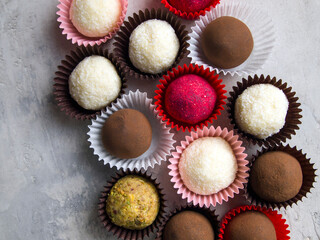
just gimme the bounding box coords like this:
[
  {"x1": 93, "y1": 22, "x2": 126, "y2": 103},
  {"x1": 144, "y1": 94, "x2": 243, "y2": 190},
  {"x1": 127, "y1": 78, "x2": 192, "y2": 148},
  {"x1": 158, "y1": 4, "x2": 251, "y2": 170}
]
[
  {"x1": 250, "y1": 151, "x2": 303, "y2": 203},
  {"x1": 224, "y1": 211, "x2": 276, "y2": 240},
  {"x1": 164, "y1": 74, "x2": 217, "y2": 125},
  {"x1": 163, "y1": 211, "x2": 214, "y2": 240},
  {"x1": 201, "y1": 16, "x2": 254, "y2": 69},
  {"x1": 102, "y1": 109, "x2": 152, "y2": 159}
]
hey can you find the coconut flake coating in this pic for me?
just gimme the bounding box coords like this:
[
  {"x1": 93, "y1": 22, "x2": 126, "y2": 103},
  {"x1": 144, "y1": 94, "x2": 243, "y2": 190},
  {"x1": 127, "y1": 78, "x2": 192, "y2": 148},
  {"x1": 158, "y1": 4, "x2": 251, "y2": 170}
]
[
  {"x1": 106, "y1": 175, "x2": 160, "y2": 230},
  {"x1": 128, "y1": 19, "x2": 180, "y2": 74},
  {"x1": 69, "y1": 55, "x2": 121, "y2": 110},
  {"x1": 235, "y1": 84, "x2": 289, "y2": 139},
  {"x1": 179, "y1": 137, "x2": 237, "y2": 195},
  {"x1": 70, "y1": 0, "x2": 122, "y2": 37}
]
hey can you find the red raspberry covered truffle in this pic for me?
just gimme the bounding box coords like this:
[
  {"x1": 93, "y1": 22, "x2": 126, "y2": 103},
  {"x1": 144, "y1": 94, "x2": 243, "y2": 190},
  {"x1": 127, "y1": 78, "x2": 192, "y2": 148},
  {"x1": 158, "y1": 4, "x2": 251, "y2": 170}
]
[
  {"x1": 168, "y1": 0, "x2": 213, "y2": 13},
  {"x1": 164, "y1": 74, "x2": 217, "y2": 125}
]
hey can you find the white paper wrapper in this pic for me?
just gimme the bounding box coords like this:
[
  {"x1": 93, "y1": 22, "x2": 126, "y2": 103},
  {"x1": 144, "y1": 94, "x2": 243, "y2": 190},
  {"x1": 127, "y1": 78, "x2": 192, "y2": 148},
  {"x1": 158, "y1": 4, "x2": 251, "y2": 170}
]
[
  {"x1": 187, "y1": 0, "x2": 275, "y2": 76},
  {"x1": 88, "y1": 90, "x2": 175, "y2": 171}
]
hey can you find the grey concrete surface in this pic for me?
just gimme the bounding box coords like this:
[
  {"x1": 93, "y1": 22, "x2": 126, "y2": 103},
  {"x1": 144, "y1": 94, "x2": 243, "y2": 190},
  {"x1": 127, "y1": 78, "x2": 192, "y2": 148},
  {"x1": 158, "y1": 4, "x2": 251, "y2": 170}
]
[{"x1": 0, "y1": 0, "x2": 319, "y2": 239}]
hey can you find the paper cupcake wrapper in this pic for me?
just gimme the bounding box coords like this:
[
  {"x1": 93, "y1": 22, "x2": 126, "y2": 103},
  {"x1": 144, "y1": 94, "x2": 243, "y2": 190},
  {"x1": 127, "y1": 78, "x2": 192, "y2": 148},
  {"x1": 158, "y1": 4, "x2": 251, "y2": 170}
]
[
  {"x1": 218, "y1": 205, "x2": 290, "y2": 240},
  {"x1": 53, "y1": 45, "x2": 127, "y2": 120},
  {"x1": 226, "y1": 74, "x2": 302, "y2": 147},
  {"x1": 113, "y1": 8, "x2": 190, "y2": 80},
  {"x1": 88, "y1": 90, "x2": 175, "y2": 171},
  {"x1": 155, "y1": 203, "x2": 219, "y2": 240},
  {"x1": 188, "y1": 0, "x2": 275, "y2": 76},
  {"x1": 245, "y1": 144, "x2": 317, "y2": 209},
  {"x1": 160, "y1": 0, "x2": 220, "y2": 20},
  {"x1": 98, "y1": 169, "x2": 167, "y2": 240},
  {"x1": 57, "y1": 0, "x2": 128, "y2": 46},
  {"x1": 168, "y1": 126, "x2": 249, "y2": 208},
  {"x1": 154, "y1": 64, "x2": 227, "y2": 132}
]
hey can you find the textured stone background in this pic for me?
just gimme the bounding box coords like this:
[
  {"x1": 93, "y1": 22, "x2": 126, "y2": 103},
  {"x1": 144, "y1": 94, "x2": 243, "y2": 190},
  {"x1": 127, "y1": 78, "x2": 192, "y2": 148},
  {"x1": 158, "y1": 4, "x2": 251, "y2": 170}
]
[{"x1": 0, "y1": 0, "x2": 319, "y2": 239}]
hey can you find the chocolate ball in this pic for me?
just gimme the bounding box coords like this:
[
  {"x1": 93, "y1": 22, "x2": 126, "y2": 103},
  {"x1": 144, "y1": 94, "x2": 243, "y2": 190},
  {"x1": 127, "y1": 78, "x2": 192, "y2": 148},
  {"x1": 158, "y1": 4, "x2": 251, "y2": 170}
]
[
  {"x1": 224, "y1": 211, "x2": 276, "y2": 240},
  {"x1": 163, "y1": 211, "x2": 214, "y2": 240},
  {"x1": 250, "y1": 151, "x2": 303, "y2": 203},
  {"x1": 102, "y1": 109, "x2": 152, "y2": 159},
  {"x1": 164, "y1": 74, "x2": 217, "y2": 125},
  {"x1": 201, "y1": 16, "x2": 254, "y2": 69}
]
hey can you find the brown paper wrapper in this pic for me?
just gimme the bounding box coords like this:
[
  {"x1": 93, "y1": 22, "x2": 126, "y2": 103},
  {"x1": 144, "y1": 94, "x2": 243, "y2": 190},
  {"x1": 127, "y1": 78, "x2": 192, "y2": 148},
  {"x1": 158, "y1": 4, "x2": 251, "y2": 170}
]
[
  {"x1": 98, "y1": 170, "x2": 167, "y2": 240},
  {"x1": 53, "y1": 45, "x2": 127, "y2": 120},
  {"x1": 113, "y1": 8, "x2": 190, "y2": 80},
  {"x1": 226, "y1": 74, "x2": 302, "y2": 147},
  {"x1": 155, "y1": 203, "x2": 219, "y2": 240},
  {"x1": 245, "y1": 144, "x2": 317, "y2": 209}
]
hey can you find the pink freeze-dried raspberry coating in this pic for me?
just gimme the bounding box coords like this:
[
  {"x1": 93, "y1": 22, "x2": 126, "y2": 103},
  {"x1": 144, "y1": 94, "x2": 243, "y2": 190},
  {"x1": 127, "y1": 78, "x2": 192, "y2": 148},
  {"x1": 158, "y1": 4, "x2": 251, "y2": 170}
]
[
  {"x1": 164, "y1": 74, "x2": 217, "y2": 124},
  {"x1": 168, "y1": 0, "x2": 212, "y2": 13}
]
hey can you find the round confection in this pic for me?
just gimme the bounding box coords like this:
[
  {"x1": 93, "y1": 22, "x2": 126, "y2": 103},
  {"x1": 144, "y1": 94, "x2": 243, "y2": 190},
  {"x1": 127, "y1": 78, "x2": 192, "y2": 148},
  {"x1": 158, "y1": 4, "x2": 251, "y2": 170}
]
[
  {"x1": 69, "y1": 55, "x2": 121, "y2": 110},
  {"x1": 201, "y1": 16, "x2": 254, "y2": 69},
  {"x1": 234, "y1": 84, "x2": 289, "y2": 139},
  {"x1": 164, "y1": 74, "x2": 217, "y2": 125},
  {"x1": 128, "y1": 19, "x2": 180, "y2": 74},
  {"x1": 106, "y1": 175, "x2": 160, "y2": 230},
  {"x1": 69, "y1": 0, "x2": 122, "y2": 37},
  {"x1": 163, "y1": 211, "x2": 215, "y2": 240},
  {"x1": 224, "y1": 211, "x2": 277, "y2": 240},
  {"x1": 179, "y1": 137, "x2": 237, "y2": 195},
  {"x1": 250, "y1": 151, "x2": 303, "y2": 203},
  {"x1": 102, "y1": 109, "x2": 152, "y2": 159},
  {"x1": 168, "y1": 0, "x2": 213, "y2": 13}
]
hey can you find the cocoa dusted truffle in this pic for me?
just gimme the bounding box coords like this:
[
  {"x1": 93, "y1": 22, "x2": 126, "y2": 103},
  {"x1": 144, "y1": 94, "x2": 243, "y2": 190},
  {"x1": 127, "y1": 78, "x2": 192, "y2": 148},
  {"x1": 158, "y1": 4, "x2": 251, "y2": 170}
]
[
  {"x1": 102, "y1": 109, "x2": 152, "y2": 159},
  {"x1": 224, "y1": 211, "x2": 276, "y2": 240},
  {"x1": 201, "y1": 16, "x2": 254, "y2": 69},
  {"x1": 164, "y1": 74, "x2": 217, "y2": 124},
  {"x1": 163, "y1": 211, "x2": 215, "y2": 240},
  {"x1": 250, "y1": 151, "x2": 303, "y2": 203}
]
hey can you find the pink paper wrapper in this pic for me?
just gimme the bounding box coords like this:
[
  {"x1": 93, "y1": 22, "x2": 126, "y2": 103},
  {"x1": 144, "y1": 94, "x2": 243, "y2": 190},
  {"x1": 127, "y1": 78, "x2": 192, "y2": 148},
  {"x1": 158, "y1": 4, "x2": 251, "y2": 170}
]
[
  {"x1": 168, "y1": 126, "x2": 249, "y2": 208},
  {"x1": 57, "y1": 0, "x2": 128, "y2": 46}
]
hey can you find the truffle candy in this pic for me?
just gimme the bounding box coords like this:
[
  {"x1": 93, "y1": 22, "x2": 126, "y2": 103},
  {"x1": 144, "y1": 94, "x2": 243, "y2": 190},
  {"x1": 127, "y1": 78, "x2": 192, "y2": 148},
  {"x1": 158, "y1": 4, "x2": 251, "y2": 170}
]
[
  {"x1": 106, "y1": 175, "x2": 160, "y2": 230},
  {"x1": 164, "y1": 74, "x2": 217, "y2": 125},
  {"x1": 250, "y1": 151, "x2": 303, "y2": 203},
  {"x1": 102, "y1": 109, "x2": 152, "y2": 159},
  {"x1": 168, "y1": 0, "x2": 212, "y2": 13},
  {"x1": 201, "y1": 16, "x2": 254, "y2": 69},
  {"x1": 69, "y1": 55, "x2": 121, "y2": 110},
  {"x1": 163, "y1": 211, "x2": 214, "y2": 240},
  {"x1": 224, "y1": 211, "x2": 277, "y2": 240},
  {"x1": 129, "y1": 19, "x2": 180, "y2": 74},
  {"x1": 179, "y1": 137, "x2": 237, "y2": 195},
  {"x1": 69, "y1": 0, "x2": 122, "y2": 37},
  {"x1": 234, "y1": 84, "x2": 289, "y2": 139}
]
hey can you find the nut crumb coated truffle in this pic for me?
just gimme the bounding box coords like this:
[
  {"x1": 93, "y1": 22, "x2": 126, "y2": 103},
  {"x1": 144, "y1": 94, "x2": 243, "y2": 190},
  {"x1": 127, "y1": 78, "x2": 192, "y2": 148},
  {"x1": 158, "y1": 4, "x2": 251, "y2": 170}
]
[
  {"x1": 69, "y1": 55, "x2": 121, "y2": 110},
  {"x1": 70, "y1": 0, "x2": 122, "y2": 37},
  {"x1": 179, "y1": 137, "x2": 237, "y2": 195},
  {"x1": 235, "y1": 84, "x2": 289, "y2": 139},
  {"x1": 129, "y1": 19, "x2": 180, "y2": 74},
  {"x1": 250, "y1": 151, "x2": 303, "y2": 203},
  {"x1": 224, "y1": 211, "x2": 277, "y2": 240},
  {"x1": 106, "y1": 175, "x2": 160, "y2": 230}
]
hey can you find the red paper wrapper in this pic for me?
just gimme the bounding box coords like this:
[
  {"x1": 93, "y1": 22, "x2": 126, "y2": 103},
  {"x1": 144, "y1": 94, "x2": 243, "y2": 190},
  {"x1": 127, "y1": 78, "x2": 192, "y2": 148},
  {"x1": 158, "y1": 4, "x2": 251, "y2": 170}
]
[
  {"x1": 245, "y1": 144, "x2": 317, "y2": 209},
  {"x1": 227, "y1": 74, "x2": 302, "y2": 147},
  {"x1": 98, "y1": 169, "x2": 167, "y2": 240},
  {"x1": 219, "y1": 205, "x2": 290, "y2": 240},
  {"x1": 155, "y1": 203, "x2": 219, "y2": 240},
  {"x1": 57, "y1": 0, "x2": 128, "y2": 46},
  {"x1": 154, "y1": 64, "x2": 227, "y2": 132},
  {"x1": 161, "y1": 0, "x2": 220, "y2": 20}
]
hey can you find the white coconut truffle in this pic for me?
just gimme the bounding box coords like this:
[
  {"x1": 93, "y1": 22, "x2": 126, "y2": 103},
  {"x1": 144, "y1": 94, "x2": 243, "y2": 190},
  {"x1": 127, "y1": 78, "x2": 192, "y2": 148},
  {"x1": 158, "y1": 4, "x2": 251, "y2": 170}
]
[
  {"x1": 179, "y1": 137, "x2": 237, "y2": 195},
  {"x1": 235, "y1": 84, "x2": 289, "y2": 139},
  {"x1": 70, "y1": 0, "x2": 122, "y2": 37},
  {"x1": 128, "y1": 19, "x2": 180, "y2": 74},
  {"x1": 69, "y1": 55, "x2": 121, "y2": 110}
]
